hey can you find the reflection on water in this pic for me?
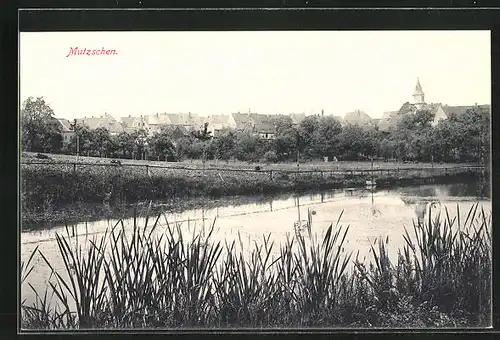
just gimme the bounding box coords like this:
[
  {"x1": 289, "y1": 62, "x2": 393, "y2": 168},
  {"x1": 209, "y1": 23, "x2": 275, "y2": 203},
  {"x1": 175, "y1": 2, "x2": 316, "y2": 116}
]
[{"x1": 21, "y1": 181, "x2": 491, "y2": 306}]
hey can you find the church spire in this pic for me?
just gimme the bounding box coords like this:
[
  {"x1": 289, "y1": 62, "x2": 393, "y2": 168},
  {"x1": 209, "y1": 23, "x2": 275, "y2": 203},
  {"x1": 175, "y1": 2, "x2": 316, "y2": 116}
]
[
  {"x1": 412, "y1": 77, "x2": 425, "y2": 108},
  {"x1": 414, "y1": 77, "x2": 424, "y2": 96}
]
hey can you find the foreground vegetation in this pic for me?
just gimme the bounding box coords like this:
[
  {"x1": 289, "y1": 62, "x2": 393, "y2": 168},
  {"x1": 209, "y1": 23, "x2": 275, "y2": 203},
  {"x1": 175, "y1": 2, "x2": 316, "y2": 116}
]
[{"x1": 21, "y1": 204, "x2": 491, "y2": 329}]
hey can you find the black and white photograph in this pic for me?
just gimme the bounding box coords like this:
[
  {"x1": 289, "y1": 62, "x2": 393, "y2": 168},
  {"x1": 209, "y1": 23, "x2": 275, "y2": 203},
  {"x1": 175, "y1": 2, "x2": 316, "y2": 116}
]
[{"x1": 19, "y1": 29, "x2": 492, "y2": 329}]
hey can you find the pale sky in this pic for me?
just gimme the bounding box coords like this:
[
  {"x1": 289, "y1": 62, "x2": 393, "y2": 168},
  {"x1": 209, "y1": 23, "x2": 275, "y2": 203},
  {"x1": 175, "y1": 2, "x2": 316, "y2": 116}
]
[{"x1": 20, "y1": 31, "x2": 491, "y2": 120}]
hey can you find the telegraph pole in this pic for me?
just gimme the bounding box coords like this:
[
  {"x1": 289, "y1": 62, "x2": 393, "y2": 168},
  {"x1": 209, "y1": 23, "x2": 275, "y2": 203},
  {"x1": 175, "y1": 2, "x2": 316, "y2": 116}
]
[
  {"x1": 295, "y1": 128, "x2": 300, "y2": 172},
  {"x1": 72, "y1": 119, "x2": 80, "y2": 163}
]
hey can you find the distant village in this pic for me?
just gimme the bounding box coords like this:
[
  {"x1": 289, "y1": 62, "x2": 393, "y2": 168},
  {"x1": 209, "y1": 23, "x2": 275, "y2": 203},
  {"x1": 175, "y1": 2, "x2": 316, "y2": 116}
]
[{"x1": 55, "y1": 78, "x2": 491, "y2": 144}]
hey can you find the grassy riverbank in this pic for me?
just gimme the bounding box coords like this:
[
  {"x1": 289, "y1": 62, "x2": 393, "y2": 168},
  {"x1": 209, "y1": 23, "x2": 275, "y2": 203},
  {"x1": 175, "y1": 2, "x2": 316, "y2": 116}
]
[
  {"x1": 21, "y1": 204, "x2": 491, "y2": 329},
  {"x1": 21, "y1": 153, "x2": 487, "y2": 227}
]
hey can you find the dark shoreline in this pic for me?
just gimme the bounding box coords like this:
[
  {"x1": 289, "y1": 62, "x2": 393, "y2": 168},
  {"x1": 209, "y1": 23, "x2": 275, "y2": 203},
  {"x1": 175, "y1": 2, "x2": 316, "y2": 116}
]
[{"x1": 21, "y1": 171, "x2": 489, "y2": 231}]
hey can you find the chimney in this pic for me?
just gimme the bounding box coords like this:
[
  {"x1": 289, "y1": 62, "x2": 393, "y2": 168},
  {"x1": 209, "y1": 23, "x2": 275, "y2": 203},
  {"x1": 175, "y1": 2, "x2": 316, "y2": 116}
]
[
  {"x1": 156, "y1": 112, "x2": 159, "y2": 117},
  {"x1": 129, "y1": 115, "x2": 131, "y2": 117},
  {"x1": 321, "y1": 109, "x2": 324, "y2": 116}
]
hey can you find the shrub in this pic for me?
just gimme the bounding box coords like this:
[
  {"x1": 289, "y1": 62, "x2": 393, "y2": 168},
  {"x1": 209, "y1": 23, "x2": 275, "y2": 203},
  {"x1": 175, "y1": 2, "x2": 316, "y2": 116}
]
[{"x1": 264, "y1": 151, "x2": 279, "y2": 163}]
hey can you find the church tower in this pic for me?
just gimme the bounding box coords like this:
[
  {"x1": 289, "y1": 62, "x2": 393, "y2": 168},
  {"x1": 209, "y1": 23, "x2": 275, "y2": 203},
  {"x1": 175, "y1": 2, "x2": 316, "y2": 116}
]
[{"x1": 412, "y1": 77, "x2": 425, "y2": 109}]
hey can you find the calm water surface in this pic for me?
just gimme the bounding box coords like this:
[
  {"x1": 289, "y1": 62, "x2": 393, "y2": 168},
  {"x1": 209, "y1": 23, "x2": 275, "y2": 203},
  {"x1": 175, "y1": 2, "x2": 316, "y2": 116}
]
[{"x1": 21, "y1": 181, "x2": 491, "y2": 307}]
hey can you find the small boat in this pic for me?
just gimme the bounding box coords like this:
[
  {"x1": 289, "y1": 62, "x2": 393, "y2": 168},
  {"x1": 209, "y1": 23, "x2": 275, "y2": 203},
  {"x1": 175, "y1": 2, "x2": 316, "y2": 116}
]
[
  {"x1": 344, "y1": 188, "x2": 356, "y2": 196},
  {"x1": 366, "y1": 180, "x2": 376, "y2": 187}
]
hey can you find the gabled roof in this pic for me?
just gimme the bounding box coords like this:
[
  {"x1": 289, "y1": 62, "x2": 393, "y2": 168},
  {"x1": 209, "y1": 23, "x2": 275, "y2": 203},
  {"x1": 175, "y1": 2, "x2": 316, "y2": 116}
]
[
  {"x1": 208, "y1": 114, "x2": 231, "y2": 125},
  {"x1": 378, "y1": 111, "x2": 402, "y2": 132},
  {"x1": 332, "y1": 116, "x2": 345, "y2": 125},
  {"x1": 230, "y1": 113, "x2": 277, "y2": 134},
  {"x1": 164, "y1": 113, "x2": 201, "y2": 126},
  {"x1": 249, "y1": 113, "x2": 276, "y2": 134},
  {"x1": 344, "y1": 110, "x2": 373, "y2": 125},
  {"x1": 120, "y1": 116, "x2": 148, "y2": 127},
  {"x1": 441, "y1": 104, "x2": 491, "y2": 117},
  {"x1": 144, "y1": 113, "x2": 173, "y2": 125},
  {"x1": 76, "y1": 113, "x2": 124, "y2": 133},
  {"x1": 56, "y1": 118, "x2": 74, "y2": 132},
  {"x1": 288, "y1": 113, "x2": 307, "y2": 125},
  {"x1": 231, "y1": 113, "x2": 255, "y2": 130}
]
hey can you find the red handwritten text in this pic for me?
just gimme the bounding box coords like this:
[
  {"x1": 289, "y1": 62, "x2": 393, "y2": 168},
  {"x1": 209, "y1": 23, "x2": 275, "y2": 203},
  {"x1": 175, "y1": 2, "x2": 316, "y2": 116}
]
[{"x1": 66, "y1": 47, "x2": 118, "y2": 57}]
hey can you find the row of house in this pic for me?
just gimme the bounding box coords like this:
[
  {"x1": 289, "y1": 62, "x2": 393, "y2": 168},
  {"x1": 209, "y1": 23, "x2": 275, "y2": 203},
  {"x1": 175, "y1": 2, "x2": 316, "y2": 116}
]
[
  {"x1": 55, "y1": 78, "x2": 490, "y2": 144},
  {"x1": 55, "y1": 111, "x2": 308, "y2": 144}
]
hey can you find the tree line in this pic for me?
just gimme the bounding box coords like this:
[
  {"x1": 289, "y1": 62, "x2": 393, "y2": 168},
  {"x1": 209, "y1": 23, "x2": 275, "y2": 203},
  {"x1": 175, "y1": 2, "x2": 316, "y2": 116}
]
[{"x1": 21, "y1": 97, "x2": 490, "y2": 164}]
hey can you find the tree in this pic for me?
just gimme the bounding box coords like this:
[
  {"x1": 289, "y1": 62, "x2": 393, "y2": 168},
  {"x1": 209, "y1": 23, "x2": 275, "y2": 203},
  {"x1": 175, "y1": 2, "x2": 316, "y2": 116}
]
[
  {"x1": 115, "y1": 132, "x2": 136, "y2": 159},
  {"x1": 273, "y1": 115, "x2": 294, "y2": 134},
  {"x1": 214, "y1": 130, "x2": 236, "y2": 162},
  {"x1": 337, "y1": 124, "x2": 371, "y2": 160},
  {"x1": 150, "y1": 128, "x2": 176, "y2": 161},
  {"x1": 21, "y1": 97, "x2": 63, "y2": 153},
  {"x1": 298, "y1": 116, "x2": 320, "y2": 159},
  {"x1": 191, "y1": 122, "x2": 213, "y2": 166},
  {"x1": 90, "y1": 128, "x2": 113, "y2": 157},
  {"x1": 234, "y1": 132, "x2": 261, "y2": 162},
  {"x1": 131, "y1": 129, "x2": 149, "y2": 160},
  {"x1": 314, "y1": 116, "x2": 342, "y2": 158},
  {"x1": 393, "y1": 109, "x2": 435, "y2": 161}
]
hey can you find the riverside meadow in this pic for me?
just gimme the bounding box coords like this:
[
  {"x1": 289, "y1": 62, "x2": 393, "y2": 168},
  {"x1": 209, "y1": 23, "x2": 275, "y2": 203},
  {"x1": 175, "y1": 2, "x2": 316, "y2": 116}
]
[{"x1": 20, "y1": 152, "x2": 486, "y2": 227}]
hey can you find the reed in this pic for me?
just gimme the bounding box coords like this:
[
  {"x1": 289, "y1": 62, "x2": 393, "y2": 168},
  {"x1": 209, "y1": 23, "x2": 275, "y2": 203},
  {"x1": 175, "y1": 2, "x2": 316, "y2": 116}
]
[{"x1": 21, "y1": 203, "x2": 491, "y2": 329}]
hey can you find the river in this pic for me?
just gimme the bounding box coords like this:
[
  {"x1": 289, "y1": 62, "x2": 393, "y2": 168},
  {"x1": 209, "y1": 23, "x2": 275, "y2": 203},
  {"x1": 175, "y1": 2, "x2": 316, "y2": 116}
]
[{"x1": 20, "y1": 181, "x2": 491, "y2": 309}]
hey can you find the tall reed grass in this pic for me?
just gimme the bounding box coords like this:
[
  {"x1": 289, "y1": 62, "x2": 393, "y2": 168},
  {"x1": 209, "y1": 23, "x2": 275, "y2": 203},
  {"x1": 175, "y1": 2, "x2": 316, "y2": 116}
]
[{"x1": 21, "y1": 203, "x2": 491, "y2": 329}]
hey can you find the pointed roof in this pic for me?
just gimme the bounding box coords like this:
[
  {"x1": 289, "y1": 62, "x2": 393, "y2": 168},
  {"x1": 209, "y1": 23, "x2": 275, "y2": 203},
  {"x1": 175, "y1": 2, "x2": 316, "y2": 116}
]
[
  {"x1": 413, "y1": 77, "x2": 424, "y2": 96},
  {"x1": 344, "y1": 110, "x2": 372, "y2": 126},
  {"x1": 55, "y1": 118, "x2": 74, "y2": 132}
]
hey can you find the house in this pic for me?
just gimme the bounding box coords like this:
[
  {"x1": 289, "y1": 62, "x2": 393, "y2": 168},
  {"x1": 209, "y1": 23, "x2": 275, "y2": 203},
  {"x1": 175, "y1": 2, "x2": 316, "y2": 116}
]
[
  {"x1": 288, "y1": 113, "x2": 307, "y2": 126},
  {"x1": 75, "y1": 113, "x2": 124, "y2": 135},
  {"x1": 207, "y1": 114, "x2": 232, "y2": 137},
  {"x1": 120, "y1": 115, "x2": 150, "y2": 134},
  {"x1": 165, "y1": 112, "x2": 205, "y2": 129},
  {"x1": 55, "y1": 118, "x2": 75, "y2": 144},
  {"x1": 229, "y1": 112, "x2": 277, "y2": 139},
  {"x1": 344, "y1": 110, "x2": 373, "y2": 126},
  {"x1": 143, "y1": 113, "x2": 173, "y2": 134},
  {"x1": 144, "y1": 112, "x2": 205, "y2": 135},
  {"x1": 375, "y1": 78, "x2": 489, "y2": 132},
  {"x1": 377, "y1": 102, "x2": 446, "y2": 132},
  {"x1": 441, "y1": 104, "x2": 491, "y2": 118}
]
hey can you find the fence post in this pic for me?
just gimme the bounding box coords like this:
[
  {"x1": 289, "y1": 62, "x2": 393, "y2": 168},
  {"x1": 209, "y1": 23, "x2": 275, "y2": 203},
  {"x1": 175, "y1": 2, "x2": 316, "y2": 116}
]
[
  {"x1": 73, "y1": 163, "x2": 76, "y2": 172},
  {"x1": 269, "y1": 170, "x2": 273, "y2": 181},
  {"x1": 321, "y1": 171, "x2": 324, "y2": 179}
]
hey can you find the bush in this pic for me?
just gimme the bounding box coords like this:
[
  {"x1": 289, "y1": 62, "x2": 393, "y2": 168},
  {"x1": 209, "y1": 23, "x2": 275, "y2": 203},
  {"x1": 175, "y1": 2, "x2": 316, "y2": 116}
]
[{"x1": 264, "y1": 151, "x2": 278, "y2": 163}]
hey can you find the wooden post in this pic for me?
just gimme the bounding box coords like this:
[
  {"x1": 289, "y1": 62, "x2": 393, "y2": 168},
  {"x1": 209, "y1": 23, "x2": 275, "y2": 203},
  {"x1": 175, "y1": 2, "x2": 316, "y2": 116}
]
[
  {"x1": 269, "y1": 170, "x2": 273, "y2": 181},
  {"x1": 73, "y1": 163, "x2": 76, "y2": 172}
]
